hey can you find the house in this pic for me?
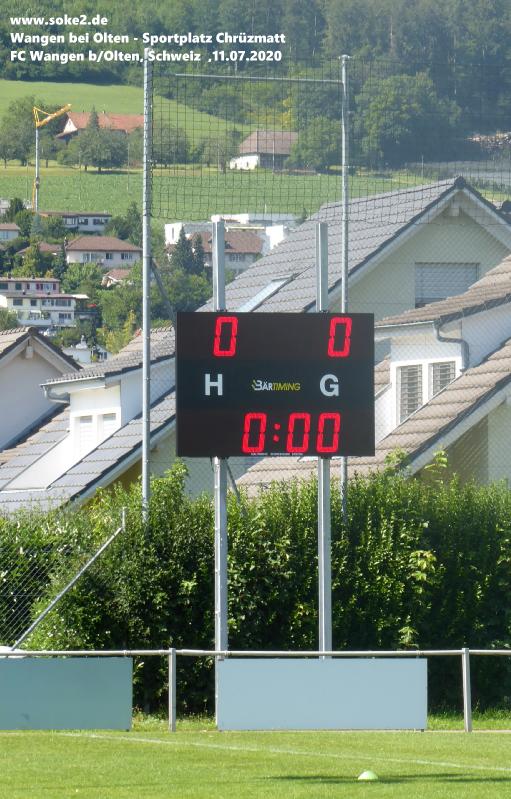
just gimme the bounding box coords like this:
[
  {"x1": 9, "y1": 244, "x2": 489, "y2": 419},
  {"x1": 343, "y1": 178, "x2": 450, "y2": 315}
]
[
  {"x1": 17, "y1": 241, "x2": 60, "y2": 258},
  {"x1": 65, "y1": 236, "x2": 142, "y2": 266},
  {"x1": 229, "y1": 131, "x2": 298, "y2": 170},
  {"x1": 39, "y1": 211, "x2": 112, "y2": 235},
  {"x1": 0, "y1": 223, "x2": 20, "y2": 242},
  {"x1": 101, "y1": 268, "x2": 132, "y2": 288},
  {"x1": 57, "y1": 112, "x2": 143, "y2": 143},
  {"x1": 167, "y1": 230, "x2": 264, "y2": 272},
  {"x1": 0, "y1": 327, "x2": 79, "y2": 452},
  {"x1": 238, "y1": 254, "x2": 511, "y2": 493},
  {"x1": 0, "y1": 276, "x2": 86, "y2": 329},
  {"x1": 2, "y1": 177, "x2": 511, "y2": 512}
]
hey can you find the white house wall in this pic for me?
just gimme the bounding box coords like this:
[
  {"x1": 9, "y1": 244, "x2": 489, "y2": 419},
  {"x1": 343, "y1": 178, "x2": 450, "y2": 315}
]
[
  {"x1": 459, "y1": 305, "x2": 511, "y2": 368},
  {"x1": 487, "y1": 401, "x2": 511, "y2": 485},
  {"x1": 119, "y1": 360, "x2": 175, "y2": 425},
  {"x1": 0, "y1": 352, "x2": 63, "y2": 450},
  {"x1": 346, "y1": 210, "x2": 510, "y2": 321},
  {"x1": 375, "y1": 386, "x2": 393, "y2": 442}
]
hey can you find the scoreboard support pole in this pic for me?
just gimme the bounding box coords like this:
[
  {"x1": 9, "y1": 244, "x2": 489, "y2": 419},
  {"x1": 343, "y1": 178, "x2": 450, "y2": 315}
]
[
  {"x1": 316, "y1": 222, "x2": 332, "y2": 654},
  {"x1": 212, "y1": 221, "x2": 229, "y2": 721},
  {"x1": 340, "y1": 53, "x2": 350, "y2": 523}
]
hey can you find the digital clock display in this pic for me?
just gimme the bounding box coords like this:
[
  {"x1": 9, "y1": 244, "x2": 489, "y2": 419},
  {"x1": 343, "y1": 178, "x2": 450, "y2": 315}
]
[{"x1": 176, "y1": 312, "x2": 375, "y2": 458}]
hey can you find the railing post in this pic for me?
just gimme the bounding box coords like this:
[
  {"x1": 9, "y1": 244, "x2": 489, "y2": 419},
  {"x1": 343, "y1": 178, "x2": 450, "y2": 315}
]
[
  {"x1": 168, "y1": 648, "x2": 176, "y2": 732},
  {"x1": 462, "y1": 647, "x2": 472, "y2": 733}
]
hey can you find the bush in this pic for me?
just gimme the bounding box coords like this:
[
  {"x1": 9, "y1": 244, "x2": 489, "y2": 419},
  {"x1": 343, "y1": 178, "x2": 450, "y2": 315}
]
[{"x1": 4, "y1": 465, "x2": 511, "y2": 712}]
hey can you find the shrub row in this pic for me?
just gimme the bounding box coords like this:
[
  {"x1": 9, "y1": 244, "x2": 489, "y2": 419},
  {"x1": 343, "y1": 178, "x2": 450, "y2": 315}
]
[{"x1": 2, "y1": 462, "x2": 511, "y2": 712}]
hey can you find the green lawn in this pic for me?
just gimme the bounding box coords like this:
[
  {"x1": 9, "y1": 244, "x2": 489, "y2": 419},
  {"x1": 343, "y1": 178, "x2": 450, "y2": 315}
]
[
  {"x1": 2, "y1": 717, "x2": 511, "y2": 798},
  {"x1": 0, "y1": 164, "x2": 424, "y2": 221},
  {"x1": 0, "y1": 78, "x2": 249, "y2": 140}
]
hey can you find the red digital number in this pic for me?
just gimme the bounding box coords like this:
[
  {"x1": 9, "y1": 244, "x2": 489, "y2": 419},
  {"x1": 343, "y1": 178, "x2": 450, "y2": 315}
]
[
  {"x1": 316, "y1": 412, "x2": 341, "y2": 454},
  {"x1": 327, "y1": 316, "x2": 352, "y2": 357},
  {"x1": 242, "y1": 412, "x2": 267, "y2": 453},
  {"x1": 286, "y1": 413, "x2": 311, "y2": 453},
  {"x1": 213, "y1": 315, "x2": 238, "y2": 357}
]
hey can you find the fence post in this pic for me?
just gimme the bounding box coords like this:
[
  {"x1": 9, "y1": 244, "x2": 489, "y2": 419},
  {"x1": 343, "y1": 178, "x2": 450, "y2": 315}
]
[
  {"x1": 168, "y1": 648, "x2": 176, "y2": 732},
  {"x1": 462, "y1": 647, "x2": 472, "y2": 733}
]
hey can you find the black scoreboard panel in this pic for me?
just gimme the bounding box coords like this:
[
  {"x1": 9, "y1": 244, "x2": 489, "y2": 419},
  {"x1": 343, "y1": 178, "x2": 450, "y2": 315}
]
[{"x1": 176, "y1": 312, "x2": 375, "y2": 458}]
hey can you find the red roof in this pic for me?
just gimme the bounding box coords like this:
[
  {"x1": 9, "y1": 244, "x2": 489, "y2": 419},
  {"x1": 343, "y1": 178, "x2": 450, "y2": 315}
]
[
  {"x1": 17, "y1": 241, "x2": 60, "y2": 256},
  {"x1": 59, "y1": 112, "x2": 143, "y2": 137},
  {"x1": 0, "y1": 223, "x2": 20, "y2": 232},
  {"x1": 238, "y1": 130, "x2": 298, "y2": 156},
  {"x1": 66, "y1": 236, "x2": 142, "y2": 253},
  {"x1": 169, "y1": 230, "x2": 263, "y2": 256}
]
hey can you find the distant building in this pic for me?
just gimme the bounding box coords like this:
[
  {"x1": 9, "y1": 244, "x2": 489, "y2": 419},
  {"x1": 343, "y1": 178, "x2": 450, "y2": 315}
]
[
  {"x1": 65, "y1": 236, "x2": 142, "y2": 267},
  {"x1": 0, "y1": 223, "x2": 20, "y2": 243},
  {"x1": 0, "y1": 277, "x2": 86, "y2": 329},
  {"x1": 39, "y1": 211, "x2": 112, "y2": 235},
  {"x1": 17, "y1": 241, "x2": 60, "y2": 258},
  {"x1": 229, "y1": 130, "x2": 298, "y2": 170},
  {"x1": 57, "y1": 112, "x2": 144, "y2": 143},
  {"x1": 102, "y1": 268, "x2": 132, "y2": 287},
  {"x1": 168, "y1": 230, "x2": 264, "y2": 272}
]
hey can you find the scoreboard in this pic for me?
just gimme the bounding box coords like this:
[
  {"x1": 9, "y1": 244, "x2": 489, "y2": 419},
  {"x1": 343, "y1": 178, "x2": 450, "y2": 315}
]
[{"x1": 176, "y1": 312, "x2": 375, "y2": 458}]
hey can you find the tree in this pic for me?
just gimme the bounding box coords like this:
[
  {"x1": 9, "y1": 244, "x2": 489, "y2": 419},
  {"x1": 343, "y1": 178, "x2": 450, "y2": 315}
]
[
  {"x1": 105, "y1": 202, "x2": 142, "y2": 246},
  {"x1": 61, "y1": 262, "x2": 104, "y2": 301},
  {"x1": 31, "y1": 214, "x2": 44, "y2": 238},
  {"x1": 169, "y1": 227, "x2": 195, "y2": 274},
  {"x1": 0, "y1": 96, "x2": 35, "y2": 165},
  {"x1": 78, "y1": 108, "x2": 128, "y2": 172},
  {"x1": 152, "y1": 123, "x2": 188, "y2": 166},
  {"x1": 0, "y1": 308, "x2": 18, "y2": 330},
  {"x1": 354, "y1": 72, "x2": 462, "y2": 167},
  {"x1": 287, "y1": 117, "x2": 341, "y2": 171},
  {"x1": 191, "y1": 233, "x2": 207, "y2": 277},
  {"x1": 3, "y1": 198, "x2": 25, "y2": 222},
  {"x1": 15, "y1": 243, "x2": 48, "y2": 277},
  {"x1": 42, "y1": 215, "x2": 67, "y2": 241},
  {"x1": 14, "y1": 210, "x2": 34, "y2": 238}
]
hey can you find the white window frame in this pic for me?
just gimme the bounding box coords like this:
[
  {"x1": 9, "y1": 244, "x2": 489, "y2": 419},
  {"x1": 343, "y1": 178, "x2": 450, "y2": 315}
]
[{"x1": 394, "y1": 358, "x2": 460, "y2": 426}]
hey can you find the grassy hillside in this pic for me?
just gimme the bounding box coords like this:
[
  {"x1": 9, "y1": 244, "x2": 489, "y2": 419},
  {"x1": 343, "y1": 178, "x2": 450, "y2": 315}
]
[{"x1": 0, "y1": 79, "x2": 248, "y2": 140}]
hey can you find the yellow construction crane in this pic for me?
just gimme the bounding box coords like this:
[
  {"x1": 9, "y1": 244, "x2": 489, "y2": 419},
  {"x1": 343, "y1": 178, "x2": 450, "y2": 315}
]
[{"x1": 32, "y1": 103, "x2": 71, "y2": 211}]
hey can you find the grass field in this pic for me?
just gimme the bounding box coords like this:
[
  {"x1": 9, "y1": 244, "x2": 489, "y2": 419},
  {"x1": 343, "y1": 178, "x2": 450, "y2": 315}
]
[
  {"x1": 0, "y1": 164, "x2": 423, "y2": 221},
  {"x1": 2, "y1": 716, "x2": 511, "y2": 798},
  {"x1": 0, "y1": 79, "x2": 249, "y2": 140}
]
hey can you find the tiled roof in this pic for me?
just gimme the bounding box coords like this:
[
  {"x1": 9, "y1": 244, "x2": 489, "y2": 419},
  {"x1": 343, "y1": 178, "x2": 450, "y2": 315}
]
[
  {"x1": 377, "y1": 255, "x2": 511, "y2": 328},
  {"x1": 0, "y1": 327, "x2": 79, "y2": 370},
  {"x1": 104, "y1": 268, "x2": 131, "y2": 281},
  {"x1": 17, "y1": 241, "x2": 60, "y2": 255},
  {"x1": 65, "y1": 236, "x2": 142, "y2": 252},
  {"x1": 201, "y1": 178, "x2": 505, "y2": 315},
  {"x1": 40, "y1": 210, "x2": 111, "y2": 218},
  {"x1": 44, "y1": 326, "x2": 174, "y2": 385},
  {"x1": 238, "y1": 337, "x2": 511, "y2": 493},
  {"x1": 198, "y1": 230, "x2": 263, "y2": 255},
  {"x1": 238, "y1": 130, "x2": 298, "y2": 156},
  {"x1": 60, "y1": 112, "x2": 143, "y2": 134},
  {"x1": 0, "y1": 223, "x2": 20, "y2": 231},
  {"x1": 0, "y1": 392, "x2": 175, "y2": 515}
]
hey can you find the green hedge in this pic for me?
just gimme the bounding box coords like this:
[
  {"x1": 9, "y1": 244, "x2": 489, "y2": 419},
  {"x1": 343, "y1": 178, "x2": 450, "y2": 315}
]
[{"x1": 4, "y1": 462, "x2": 511, "y2": 712}]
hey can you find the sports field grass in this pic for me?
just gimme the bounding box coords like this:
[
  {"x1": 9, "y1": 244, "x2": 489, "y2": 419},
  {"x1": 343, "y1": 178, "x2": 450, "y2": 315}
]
[{"x1": 2, "y1": 716, "x2": 511, "y2": 798}]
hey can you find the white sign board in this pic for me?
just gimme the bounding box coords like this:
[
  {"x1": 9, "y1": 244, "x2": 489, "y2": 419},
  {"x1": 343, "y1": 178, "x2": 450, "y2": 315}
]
[{"x1": 217, "y1": 658, "x2": 427, "y2": 730}]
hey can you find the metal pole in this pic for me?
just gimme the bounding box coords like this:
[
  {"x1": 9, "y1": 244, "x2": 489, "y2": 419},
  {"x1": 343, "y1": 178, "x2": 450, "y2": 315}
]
[
  {"x1": 462, "y1": 647, "x2": 473, "y2": 732},
  {"x1": 316, "y1": 222, "x2": 332, "y2": 654},
  {"x1": 142, "y1": 51, "x2": 153, "y2": 521},
  {"x1": 212, "y1": 220, "x2": 228, "y2": 724},
  {"x1": 340, "y1": 54, "x2": 350, "y2": 523},
  {"x1": 34, "y1": 127, "x2": 40, "y2": 212},
  {"x1": 168, "y1": 647, "x2": 177, "y2": 732}
]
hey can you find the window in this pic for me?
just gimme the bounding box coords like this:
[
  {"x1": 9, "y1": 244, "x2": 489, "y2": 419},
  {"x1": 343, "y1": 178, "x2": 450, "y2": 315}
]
[
  {"x1": 59, "y1": 312, "x2": 72, "y2": 320},
  {"x1": 121, "y1": 252, "x2": 134, "y2": 261},
  {"x1": 12, "y1": 298, "x2": 23, "y2": 306},
  {"x1": 15, "y1": 283, "x2": 22, "y2": 291},
  {"x1": 30, "y1": 299, "x2": 37, "y2": 307},
  {"x1": 229, "y1": 253, "x2": 246, "y2": 262},
  {"x1": 415, "y1": 263, "x2": 479, "y2": 307},
  {"x1": 429, "y1": 361, "x2": 456, "y2": 398},
  {"x1": 0, "y1": 282, "x2": 8, "y2": 290},
  {"x1": 93, "y1": 218, "x2": 104, "y2": 225},
  {"x1": 101, "y1": 413, "x2": 118, "y2": 438},
  {"x1": 77, "y1": 415, "x2": 94, "y2": 454},
  {"x1": 397, "y1": 365, "x2": 423, "y2": 423},
  {"x1": 105, "y1": 252, "x2": 113, "y2": 260},
  {"x1": 83, "y1": 253, "x2": 93, "y2": 263},
  {"x1": 78, "y1": 217, "x2": 89, "y2": 225}
]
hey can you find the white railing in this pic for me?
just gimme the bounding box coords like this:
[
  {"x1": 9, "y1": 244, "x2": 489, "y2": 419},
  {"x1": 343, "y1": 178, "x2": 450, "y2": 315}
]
[{"x1": 4, "y1": 647, "x2": 510, "y2": 733}]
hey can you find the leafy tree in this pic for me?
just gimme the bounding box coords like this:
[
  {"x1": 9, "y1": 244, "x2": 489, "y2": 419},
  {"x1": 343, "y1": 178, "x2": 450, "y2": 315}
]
[
  {"x1": 78, "y1": 108, "x2": 128, "y2": 172},
  {"x1": 31, "y1": 214, "x2": 44, "y2": 238},
  {"x1": 61, "y1": 262, "x2": 104, "y2": 301},
  {"x1": 152, "y1": 123, "x2": 189, "y2": 165},
  {"x1": 287, "y1": 117, "x2": 341, "y2": 171},
  {"x1": 191, "y1": 233, "x2": 207, "y2": 277},
  {"x1": 169, "y1": 227, "x2": 195, "y2": 274},
  {"x1": 42, "y1": 215, "x2": 67, "y2": 241},
  {"x1": 3, "y1": 198, "x2": 25, "y2": 222},
  {"x1": 51, "y1": 244, "x2": 68, "y2": 280},
  {"x1": 354, "y1": 72, "x2": 462, "y2": 167},
  {"x1": 0, "y1": 308, "x2": 18, "y2": 330},
  {"x1": 14, "y1": 210, "x2": 34, "y2": 238},
  {"x1": 14, "y1": 243, "x2": 48, "y2": 277},
  {"x1": 0, "y1": 127, "x2": 12, "y2": 168},
  {"x1": 105, "y1": 202, "x2": 142, "y2": 246},
  {"x1": 0, "y1": 96, "x2": 35, "y2": 165}
]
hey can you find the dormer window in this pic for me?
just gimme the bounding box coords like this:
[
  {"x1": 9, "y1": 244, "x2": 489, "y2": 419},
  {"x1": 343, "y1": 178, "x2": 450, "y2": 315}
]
[{"x1": 397, "y1": 360, "x2": 457, "y2": 424}]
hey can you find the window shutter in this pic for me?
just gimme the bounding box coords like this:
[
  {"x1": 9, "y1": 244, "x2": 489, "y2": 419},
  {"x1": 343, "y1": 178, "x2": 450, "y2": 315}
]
[
  {"x1": 430, "y1": 361, "x2": 456, "y2": 398},
  {"x1": 415, "y1": 263, "x2": 479, "y2": 307},
  {"x1": 398, "y1": 365, "x2": 423, "y2": 423}
]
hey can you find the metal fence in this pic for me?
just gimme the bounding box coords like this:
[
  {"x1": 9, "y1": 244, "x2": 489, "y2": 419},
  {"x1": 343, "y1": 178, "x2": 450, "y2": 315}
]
[{"x1": 3, "y1": 646, "x2": 510, "y2": 734}]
